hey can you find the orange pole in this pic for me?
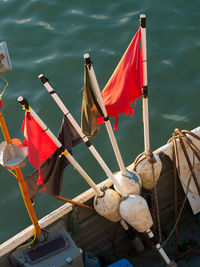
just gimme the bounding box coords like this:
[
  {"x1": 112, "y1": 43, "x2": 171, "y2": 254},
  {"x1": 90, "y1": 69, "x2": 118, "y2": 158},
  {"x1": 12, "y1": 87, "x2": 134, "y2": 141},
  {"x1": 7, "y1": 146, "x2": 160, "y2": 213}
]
[{"x1": 0, "y1": 110, "x2": 42, "y2": 237}]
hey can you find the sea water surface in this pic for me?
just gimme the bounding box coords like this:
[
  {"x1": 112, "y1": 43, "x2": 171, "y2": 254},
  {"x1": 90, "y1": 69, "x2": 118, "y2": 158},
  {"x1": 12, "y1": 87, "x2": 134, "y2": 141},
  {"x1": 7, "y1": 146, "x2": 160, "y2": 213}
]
[{"x1": 0, "y1": 0, "x2": 200, "y2": 244}]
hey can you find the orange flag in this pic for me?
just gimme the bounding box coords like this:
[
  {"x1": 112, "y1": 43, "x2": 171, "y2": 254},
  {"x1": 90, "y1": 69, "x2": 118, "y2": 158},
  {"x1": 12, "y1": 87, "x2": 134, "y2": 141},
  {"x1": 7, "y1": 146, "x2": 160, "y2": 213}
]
[
  {"x1": 22, "y1": 111, "x2": 57, "y2": 186},
  {"x1": 101, "y1": 27, "x2": 143, "y2": 129}
]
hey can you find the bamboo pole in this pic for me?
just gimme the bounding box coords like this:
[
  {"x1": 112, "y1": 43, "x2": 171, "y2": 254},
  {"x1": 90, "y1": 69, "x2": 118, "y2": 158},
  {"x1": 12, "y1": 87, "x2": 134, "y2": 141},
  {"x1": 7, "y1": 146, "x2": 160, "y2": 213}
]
[{"x1": 0, "y1": 109, "x2": 42, "y2": 238}]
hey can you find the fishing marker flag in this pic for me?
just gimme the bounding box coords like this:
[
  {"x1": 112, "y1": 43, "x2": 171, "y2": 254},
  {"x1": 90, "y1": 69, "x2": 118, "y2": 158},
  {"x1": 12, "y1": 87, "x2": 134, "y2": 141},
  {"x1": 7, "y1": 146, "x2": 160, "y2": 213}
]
[
  {"x1": 22, "y1": 111, "x2": 57, "y2": 186},
  {"x1": 81, "y1": 64, "x2": 103, "y2": 138},
  {"x1": 25, "y1": 116, "x2": 82, "y2": 201},
  {"x1": 101, "y1": 27, "x2": 143, "y2": 130}
]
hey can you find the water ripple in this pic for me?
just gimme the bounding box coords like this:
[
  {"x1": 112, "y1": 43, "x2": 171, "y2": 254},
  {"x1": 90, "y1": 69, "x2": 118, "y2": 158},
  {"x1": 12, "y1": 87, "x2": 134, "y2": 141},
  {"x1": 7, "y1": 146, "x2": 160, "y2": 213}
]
[
  {"x1": 35, "y1": 56, "x2": 53, "y2": 64},
  {"x1": 15, "y1": 18, "x2": 31, "y2": 24},
  {"x1": 90, "y1": 15, "x2": 108, "y2": 20},
  {"x1": 162, "y1": 114, "x2": 189, "y2": 122},
  {"x1": 36, "y1": 21, "x2": 54, "y2": 30},
  {"x1": 71, "y1": 9, "x2": 84, "y2": 15}
]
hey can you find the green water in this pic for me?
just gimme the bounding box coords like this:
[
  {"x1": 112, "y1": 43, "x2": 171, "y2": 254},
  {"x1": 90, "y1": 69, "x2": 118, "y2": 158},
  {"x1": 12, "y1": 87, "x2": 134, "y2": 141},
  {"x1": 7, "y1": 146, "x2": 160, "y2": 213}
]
[{"x1": 0, "y1": 0, "x2": 200, "y2": 243}]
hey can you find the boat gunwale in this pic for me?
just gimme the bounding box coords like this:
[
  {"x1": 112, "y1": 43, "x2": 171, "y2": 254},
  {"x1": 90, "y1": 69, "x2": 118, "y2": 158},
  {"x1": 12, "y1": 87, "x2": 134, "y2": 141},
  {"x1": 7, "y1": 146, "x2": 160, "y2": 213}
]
[
  {"x1": 0, "y1": 178, "x2": 112, "y2": 257},
  {"x1": 1, "y1": 126, "x2": 200, "y2": 259}
]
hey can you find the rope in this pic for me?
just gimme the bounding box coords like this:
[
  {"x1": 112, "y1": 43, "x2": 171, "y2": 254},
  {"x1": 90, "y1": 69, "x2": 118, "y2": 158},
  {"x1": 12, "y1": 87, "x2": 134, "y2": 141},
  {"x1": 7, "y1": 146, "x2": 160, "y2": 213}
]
[
  {"x1": 0, "y1": 164, "x2": 39, "y2": 249},
  {"x1": 150, "y1": 160, "x2": 162, "y2": 243},
  {"x1": 162, "y1": 128, "x2": 200, "y2": 248},
  {"x1": 177, "y1": 129, "x2": 200, "y2": 163},
  {"x1": 170, "y1": 129, "x2": 200, "y2": 195},
  {"x1": 172, "y1": 137, "x2": 179, "y2": 255},
  {"x1": 1, "y1": 165, "x2": 18, "y2": 179},
  {"x1": 16, "y1": 228, "x2": 37, "y2": 250},
  {"x1": 132, "y1": 152, "x2": 146, "y2": 170},
  {"x1": 59, "y1": 150, "x2": 69, "y2": 158},
  {"x1": 69, "y1": 206, "x2": 80, "y2": 235},
  {"x1": 0, "y1": 74, "x2": 9, "y2": 99},
  {"x1": 162, "y1": 152, "x2": 195, "y2": 248}
]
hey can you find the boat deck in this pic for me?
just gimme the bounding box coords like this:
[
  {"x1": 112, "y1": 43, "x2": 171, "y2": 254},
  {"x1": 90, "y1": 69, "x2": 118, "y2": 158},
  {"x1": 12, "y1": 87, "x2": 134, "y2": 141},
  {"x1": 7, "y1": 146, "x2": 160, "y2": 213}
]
[{"x1": 1, "y1": 153, "x2": 200, "y2": 266}]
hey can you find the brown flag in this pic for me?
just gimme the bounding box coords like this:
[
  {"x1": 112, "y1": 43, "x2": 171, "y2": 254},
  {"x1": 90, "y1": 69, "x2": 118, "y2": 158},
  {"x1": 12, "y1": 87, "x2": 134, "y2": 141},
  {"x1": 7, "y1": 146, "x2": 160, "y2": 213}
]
[{"x1": 81, "y1": 64, "x2": 103, "y2": 138}]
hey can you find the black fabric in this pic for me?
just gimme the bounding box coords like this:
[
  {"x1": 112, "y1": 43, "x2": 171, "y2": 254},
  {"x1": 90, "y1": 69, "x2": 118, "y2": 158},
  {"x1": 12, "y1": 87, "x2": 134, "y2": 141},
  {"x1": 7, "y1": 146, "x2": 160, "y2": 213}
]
[
  {"x1": 81, "y1": 64, "x2": 103, "y2": 138},
  {"x1": 25, "y1": 116, "x2": 82, "y2": 201}
]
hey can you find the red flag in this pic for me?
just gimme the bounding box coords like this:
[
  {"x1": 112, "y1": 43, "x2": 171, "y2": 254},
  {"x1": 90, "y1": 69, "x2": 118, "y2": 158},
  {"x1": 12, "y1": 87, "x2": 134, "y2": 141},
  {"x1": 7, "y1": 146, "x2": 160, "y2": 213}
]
[
  {"x1": 22, "y1": 111, "x2": 57, "y2": 186},
  {"x1": 101, "y1": 27, "x2": 143, "y2": 129}
]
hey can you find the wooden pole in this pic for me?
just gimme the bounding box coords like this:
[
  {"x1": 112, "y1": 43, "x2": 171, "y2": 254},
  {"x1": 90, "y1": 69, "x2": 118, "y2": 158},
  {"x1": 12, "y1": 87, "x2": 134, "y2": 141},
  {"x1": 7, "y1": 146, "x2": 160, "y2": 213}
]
[
  {"x1": 0, "y1": 109, "x2": 42, "y2": 238},
  {"x1": 55, "y1": 195, "x2": 95, "y2": 210}
]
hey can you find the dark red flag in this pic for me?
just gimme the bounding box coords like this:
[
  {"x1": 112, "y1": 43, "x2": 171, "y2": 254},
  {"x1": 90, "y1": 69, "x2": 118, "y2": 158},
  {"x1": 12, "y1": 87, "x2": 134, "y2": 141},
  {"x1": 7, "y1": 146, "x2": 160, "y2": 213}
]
[{"x1": 101, "y1": 27, "x2": 143, "y2": 129}]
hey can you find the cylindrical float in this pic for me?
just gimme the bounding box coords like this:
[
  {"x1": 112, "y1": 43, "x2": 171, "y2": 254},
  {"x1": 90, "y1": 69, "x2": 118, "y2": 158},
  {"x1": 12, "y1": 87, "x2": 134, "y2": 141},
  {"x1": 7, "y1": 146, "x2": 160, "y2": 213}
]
[
  {"x1": 134, "y1": 153, "x2": 162, "y2": 190},
  {"x1": 94, "y1": 188, "x2": 121, "y2": 222},
  {"x1": 119, "y1": 194, "x2": 153, "y2": 232}
]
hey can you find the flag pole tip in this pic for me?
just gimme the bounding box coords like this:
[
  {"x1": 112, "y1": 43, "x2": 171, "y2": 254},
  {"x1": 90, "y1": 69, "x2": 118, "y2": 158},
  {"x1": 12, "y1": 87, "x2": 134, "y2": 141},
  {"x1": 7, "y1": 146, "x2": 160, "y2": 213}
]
[
  {"x1": 38, "y1": 74, "x2": 48, "y2": 84},
  {"x1": 18, "y1": 96, "x2": 29, "y2": 109},
  {"x1": 84, "y1": 53, "x2": 90, "y2": 59},
  {"x1": 84, "y1": 53, "x2": 92, "y2": 65},
  {"x1": 140, "y1": 14, "x2": 146, "y2": 28},
  {"x1": 18, "y1": 96, "x2": 23, "y2": 102},
  {"x1": 140, "y1": 14, "x2": 146, "y2": 18}
]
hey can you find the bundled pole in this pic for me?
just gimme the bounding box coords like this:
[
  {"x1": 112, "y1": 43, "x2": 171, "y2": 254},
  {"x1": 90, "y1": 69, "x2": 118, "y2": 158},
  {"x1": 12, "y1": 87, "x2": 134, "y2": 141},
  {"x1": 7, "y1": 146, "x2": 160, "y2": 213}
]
[
  {"x1": 0, "y1": 102, "x2": 43, "y2": 239},
  {"x1": 38, "y1": 74, "x2": 127, "y2": 197}
]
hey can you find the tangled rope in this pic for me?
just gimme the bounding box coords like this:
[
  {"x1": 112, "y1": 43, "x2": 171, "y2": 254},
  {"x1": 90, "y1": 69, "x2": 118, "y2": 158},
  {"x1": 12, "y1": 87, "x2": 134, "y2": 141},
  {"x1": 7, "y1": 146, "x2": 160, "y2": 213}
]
[
  {"x1": 168, "y1": 128, "x2": 200, "y2": 195},
  {"x1": 162, "y1": 128, "x2": 200, "y2": 248}
]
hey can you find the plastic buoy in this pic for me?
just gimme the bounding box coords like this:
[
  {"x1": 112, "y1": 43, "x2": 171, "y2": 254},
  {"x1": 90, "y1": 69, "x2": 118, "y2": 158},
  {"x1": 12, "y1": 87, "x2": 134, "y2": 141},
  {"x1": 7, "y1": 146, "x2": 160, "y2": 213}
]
[
  {"x1": 94, "y1": 188, "x2": 121, "y2": 222},
  {"x1": 119, "y1": 194, "x2": 153, "y2": 232},
  {"x1": 134, "y1": 153, "x2": 162, "y2": 190},
  {"x1": 114, "y1": 170, "x2": 141, "y2": 195}
]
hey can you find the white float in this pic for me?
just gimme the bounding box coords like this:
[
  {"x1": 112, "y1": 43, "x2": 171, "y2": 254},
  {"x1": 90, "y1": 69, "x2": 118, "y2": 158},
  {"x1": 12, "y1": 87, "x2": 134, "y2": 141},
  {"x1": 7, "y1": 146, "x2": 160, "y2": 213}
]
[
  {"x1": 119, "y1": 194, "x2": 153, "y2": 232},
  {"x1": 114, "y1": 169, "x2": 141, "y2": 195},
  {"x1": 134, "y1": 153, "x2": 162, "y2": 190},
  {"x1": 94, "y1": 188, "x2": 121, "y2": 222}
]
